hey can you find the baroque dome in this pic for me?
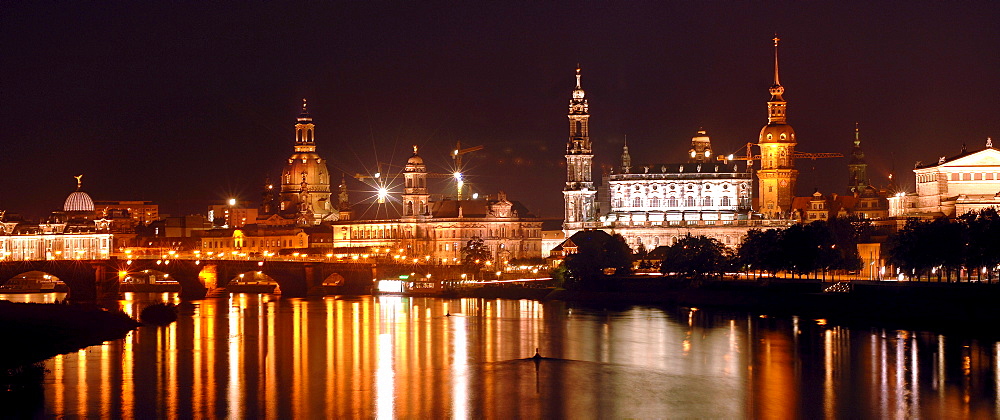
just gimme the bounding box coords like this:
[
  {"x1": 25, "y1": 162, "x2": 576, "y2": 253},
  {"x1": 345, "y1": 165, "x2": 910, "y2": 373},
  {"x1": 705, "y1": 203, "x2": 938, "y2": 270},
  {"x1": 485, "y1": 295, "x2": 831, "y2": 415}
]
[
  {"x1": 64, "y1": 191, "x2": 95, "y2": 212},
  {"x1": 759, "y1": 123, "x2": 796, "y2": 144}
]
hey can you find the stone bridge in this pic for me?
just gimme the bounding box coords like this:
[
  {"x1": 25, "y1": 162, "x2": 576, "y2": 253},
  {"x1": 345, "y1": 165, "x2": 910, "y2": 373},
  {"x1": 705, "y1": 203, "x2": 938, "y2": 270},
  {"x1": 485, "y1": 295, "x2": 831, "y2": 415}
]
[{"x1": 0, "y1": 258, "x2": 377, "y2": 302}]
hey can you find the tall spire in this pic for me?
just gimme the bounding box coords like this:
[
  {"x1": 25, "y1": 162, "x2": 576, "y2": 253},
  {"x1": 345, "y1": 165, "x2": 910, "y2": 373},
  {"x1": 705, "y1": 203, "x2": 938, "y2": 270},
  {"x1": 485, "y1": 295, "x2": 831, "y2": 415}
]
[
  {"x1": 769, "y1": 35, "x2": 785, "y2": 100},
  {"x1": 854, "y1": 122, "x2": 861, "y2": 147},
  {"x1": 571, "y1": 65, "x2": 586, "y2": 102},
  {"x1": 773, "y1": 35, "x2": 781, "y2": 86},
  {"x1": 620, "y1": 135, "x2": 631, "y2": 173},
  {"x1": 848, "y1": 122, "x2": 868, "y2": 193}
]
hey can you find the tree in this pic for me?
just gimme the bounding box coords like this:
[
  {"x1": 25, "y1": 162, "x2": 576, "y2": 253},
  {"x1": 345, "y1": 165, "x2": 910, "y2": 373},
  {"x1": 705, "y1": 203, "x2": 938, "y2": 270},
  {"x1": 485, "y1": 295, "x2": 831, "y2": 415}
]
[
  {"x1": 961, "y1": 209, "x2": 1000, "y2": 282},
  {"x1": 660, "y1": 234, "x2": 730, "y2": 277},
  {"x1": 603, "y1": 233, "x2": 634, "y2": 276},
  {"x1": 738, "y1": 229, "x2": 783, "y2": 275},
  {"x1": 886, "y1": 218, "x2": 965, "y2": 281},
  {"x1": 461, "y1": 236, "x2": 491, "y2": 269},
  {"x1": 561, "y1": 231, "x2": 634, "y2": 290}
]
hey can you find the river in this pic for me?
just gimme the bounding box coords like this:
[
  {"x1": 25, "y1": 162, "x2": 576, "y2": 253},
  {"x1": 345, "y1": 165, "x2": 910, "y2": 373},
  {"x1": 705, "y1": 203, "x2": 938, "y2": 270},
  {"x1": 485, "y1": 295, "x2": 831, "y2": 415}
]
[{"x1": 3, "y1": 292, "x2": 999, "y2": 418}]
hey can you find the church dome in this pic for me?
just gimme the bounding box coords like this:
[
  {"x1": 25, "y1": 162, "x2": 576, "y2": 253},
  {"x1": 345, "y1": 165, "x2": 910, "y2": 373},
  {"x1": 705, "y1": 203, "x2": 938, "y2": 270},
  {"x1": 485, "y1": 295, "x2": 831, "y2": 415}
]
[
  {"x1": 64, "y1": 191, "x2": 94, "y2": 212},
  {"x1": 282, "y1": 153, "x2": 331, "y2": 191}
]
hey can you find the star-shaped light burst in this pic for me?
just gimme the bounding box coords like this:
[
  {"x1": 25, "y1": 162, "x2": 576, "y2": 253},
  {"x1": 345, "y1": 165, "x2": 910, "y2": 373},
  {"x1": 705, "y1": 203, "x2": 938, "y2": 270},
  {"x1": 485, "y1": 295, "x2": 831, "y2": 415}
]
[{"x1": 354, "y1": 162, "x2": 402, "y2": 218}]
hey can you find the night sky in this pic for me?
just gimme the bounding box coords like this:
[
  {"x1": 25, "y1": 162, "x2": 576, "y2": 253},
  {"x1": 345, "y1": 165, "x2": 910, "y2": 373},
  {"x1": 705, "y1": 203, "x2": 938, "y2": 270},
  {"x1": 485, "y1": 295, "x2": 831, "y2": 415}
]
[{"x1": 2, "y1": 2, "x2": 997, "y2": 218}]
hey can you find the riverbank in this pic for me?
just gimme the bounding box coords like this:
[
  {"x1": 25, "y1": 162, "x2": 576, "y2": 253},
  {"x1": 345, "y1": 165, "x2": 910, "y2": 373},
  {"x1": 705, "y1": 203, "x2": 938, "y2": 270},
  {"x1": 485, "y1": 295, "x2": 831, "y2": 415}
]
[{"x1": 0, "y1": 301, "x2": 140, "y2": 370}]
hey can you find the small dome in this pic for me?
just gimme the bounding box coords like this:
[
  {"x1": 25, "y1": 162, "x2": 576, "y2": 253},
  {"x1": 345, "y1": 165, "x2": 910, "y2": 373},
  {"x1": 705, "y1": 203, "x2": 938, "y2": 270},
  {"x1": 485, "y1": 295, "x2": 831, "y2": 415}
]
[
  {"x1": 406, "y1": 145, "x2": 424, "y2": 166},
  {"x1": 64, "y1": 191, "x2": 95, "y2": 212},
  {"x1": 759, "y1": 124, "x2": 796, "y2": 144}
]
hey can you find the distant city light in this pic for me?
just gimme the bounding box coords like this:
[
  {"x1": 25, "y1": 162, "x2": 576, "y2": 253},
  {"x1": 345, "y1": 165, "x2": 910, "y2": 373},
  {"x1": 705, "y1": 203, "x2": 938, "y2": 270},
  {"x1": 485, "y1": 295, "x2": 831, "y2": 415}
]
[{"x1": 228, "y1": 198, "x2": 237, "y2": 206}]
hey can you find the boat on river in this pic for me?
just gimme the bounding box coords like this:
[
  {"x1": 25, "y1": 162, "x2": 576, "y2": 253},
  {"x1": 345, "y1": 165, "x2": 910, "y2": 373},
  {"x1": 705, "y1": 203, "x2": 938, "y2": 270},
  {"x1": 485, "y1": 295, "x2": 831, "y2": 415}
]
[{"x1": 374, "y1": 277, "x2": 444, "y2": 296}]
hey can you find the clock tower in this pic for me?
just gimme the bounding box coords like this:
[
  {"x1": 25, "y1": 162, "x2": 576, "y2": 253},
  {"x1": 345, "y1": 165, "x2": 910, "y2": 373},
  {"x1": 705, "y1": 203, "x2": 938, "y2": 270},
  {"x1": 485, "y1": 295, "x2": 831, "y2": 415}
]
[
  {"x1": 757, "y1": 36, "x2": 798, "y2": 219},
  {"x1": 563, "y1": 66, "x2": 597, "y2": 234}
]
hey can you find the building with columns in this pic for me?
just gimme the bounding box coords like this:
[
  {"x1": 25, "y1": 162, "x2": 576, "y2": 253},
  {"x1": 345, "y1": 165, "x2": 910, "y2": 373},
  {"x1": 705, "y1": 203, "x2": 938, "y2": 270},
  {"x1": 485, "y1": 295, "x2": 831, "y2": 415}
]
[
  {"x1": 890, "y1": 139, "x2": 1000, "y2": 218},
  {"x1": 562, "y1": 67, "x2": 598, "y2": 235}
]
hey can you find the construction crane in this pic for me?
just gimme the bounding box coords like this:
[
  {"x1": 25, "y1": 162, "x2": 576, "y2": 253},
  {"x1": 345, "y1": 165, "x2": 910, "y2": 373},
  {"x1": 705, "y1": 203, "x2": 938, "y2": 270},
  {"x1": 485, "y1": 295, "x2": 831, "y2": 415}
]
[
  {"x1": 451, "y1": 141, "x2": 484, "y2": 200},
  {"x1": 717, "y1": 142, "x2": 842, "y2": 168}
]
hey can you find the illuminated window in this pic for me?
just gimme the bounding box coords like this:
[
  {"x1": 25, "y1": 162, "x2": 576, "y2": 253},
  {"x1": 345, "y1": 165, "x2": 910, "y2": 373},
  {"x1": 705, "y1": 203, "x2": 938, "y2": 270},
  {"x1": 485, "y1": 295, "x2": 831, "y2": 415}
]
[
  {"x1": 702, "y1": 197, "x2": 712, "y2": 206},
  {"x1": 685, "y1": 197, "x2": 696, "y2": 207},
  {"x1": 721, "y1": 196, "x2": 731, "y2": 206},
  {"x1": 668, "y1": 197, "x2": 678, "y2": 207},
  {"x1": 633, "y1": 197, "x2": 641, "y2": 207},
  {"x1": 650, "y1": 197, "x2": 660, "y2": 207}
]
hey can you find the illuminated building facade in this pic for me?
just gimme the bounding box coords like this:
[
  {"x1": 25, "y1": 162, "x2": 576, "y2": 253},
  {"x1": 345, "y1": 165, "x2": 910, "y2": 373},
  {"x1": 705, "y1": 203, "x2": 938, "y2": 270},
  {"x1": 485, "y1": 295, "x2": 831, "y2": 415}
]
[
  {"x1": 0, "y1": 179, "x2": 112, "y2": 260},
  {"x1": 890, "y1": 139, "x2": 1000, "y2": 217},
  {"x1": 599, "y1": 130, "x2": 763, "y2": 249},
  {"x1": 757, "y1": 36, "x2": 798, "y2": 218},
  {"x1": 332, "y1": 148, "x2": 543, "y2": 264},
  {"x1": 199, "y1": 226, "x2": 309, "y2": 257},
  {"x1": 562, "y1": 67, "x2": 598, "y2": 235}
]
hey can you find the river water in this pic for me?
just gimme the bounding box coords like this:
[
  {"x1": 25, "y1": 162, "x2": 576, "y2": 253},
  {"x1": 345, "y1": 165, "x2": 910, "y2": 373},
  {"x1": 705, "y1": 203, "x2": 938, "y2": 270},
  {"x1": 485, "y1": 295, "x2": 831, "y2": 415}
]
[{"x1": 4, "y1": 292, "x2": 1000, "y2": 418}]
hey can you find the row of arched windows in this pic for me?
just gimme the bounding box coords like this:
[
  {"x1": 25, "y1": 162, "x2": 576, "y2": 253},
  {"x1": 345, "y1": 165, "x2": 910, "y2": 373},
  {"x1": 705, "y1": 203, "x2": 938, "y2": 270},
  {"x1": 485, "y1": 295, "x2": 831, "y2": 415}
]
[{"x1": 617, "y1": 196, "x2": 733, "y2": 208}]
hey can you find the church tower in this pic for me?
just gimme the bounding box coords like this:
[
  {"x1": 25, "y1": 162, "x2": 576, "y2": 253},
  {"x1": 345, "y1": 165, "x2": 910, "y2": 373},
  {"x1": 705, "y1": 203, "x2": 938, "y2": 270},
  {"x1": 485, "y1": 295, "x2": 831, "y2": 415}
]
[
  {"x1": 620, "y1": 135, "x2": 632, "y2": 173},
  {"x1": 848, "y1": 123, "x2": 869, "y2": 193},
  {"x1": 563, "y1": 66, "x2": 597, "y2": 233},
  {"x1": 756, "y1": 37, "x2": 798, "y2": 218},
  {"x1": 280, "y1": 99, "x2": 334, "y2": 223},
  {"x1": 402, "y1": 145, "x2": 429, "y2": 219}
]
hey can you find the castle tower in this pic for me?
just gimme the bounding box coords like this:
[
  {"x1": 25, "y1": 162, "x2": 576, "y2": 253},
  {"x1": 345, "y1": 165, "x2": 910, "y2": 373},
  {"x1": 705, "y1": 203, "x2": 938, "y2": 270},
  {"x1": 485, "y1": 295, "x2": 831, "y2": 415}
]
[
  {"x1": 848, "y1": 122, "x2": 869, "y2": 194},
  {"x1": 280, "y1": 99, "x2": 333, "y2": 223},
  {"x1": 563, "y1": 66, "x2": 597, "y2": 233},
  {"x1": 756, "y1": 36, "x2": 798, "y2": 218},
  {"x1": 688, "y1": 129, "x2": 713, "y2": 163},
  {"x1": 402, "y1": 145, "x2": 429, "y2": 218}
]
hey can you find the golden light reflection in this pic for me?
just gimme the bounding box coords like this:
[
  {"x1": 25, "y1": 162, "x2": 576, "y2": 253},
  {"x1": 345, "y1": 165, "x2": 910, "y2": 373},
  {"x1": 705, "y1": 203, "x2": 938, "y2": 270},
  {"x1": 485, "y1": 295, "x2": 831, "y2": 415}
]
[
  {"x1": 101, "y1": 342, "x2": 110, "y2": 417},
  {"x1": 376, "y1": 333, "x2": 395, "y2": 418},
  {"x1": 53, "y1": 354, "x2": 64, "y2": 415},
  {"x1": 77, "y1": 348, "x2": 86, "y2": 416},
  {"x1": 27, "y1": 294, "x2": 1000, "y2": 418},
  {"x1": 452, "y1": 315, "x2": 468, "y2": 418},
  {"x1": 228, "y1": 299, "x2": 243, "y2": 419}
]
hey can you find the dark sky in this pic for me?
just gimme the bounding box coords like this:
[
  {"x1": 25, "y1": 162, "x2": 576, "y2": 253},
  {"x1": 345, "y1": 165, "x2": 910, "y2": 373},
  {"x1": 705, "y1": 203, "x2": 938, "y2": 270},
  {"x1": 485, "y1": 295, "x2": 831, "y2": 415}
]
[{"x1": 2, "y1": 2, "x2": 998, "y2": 218}]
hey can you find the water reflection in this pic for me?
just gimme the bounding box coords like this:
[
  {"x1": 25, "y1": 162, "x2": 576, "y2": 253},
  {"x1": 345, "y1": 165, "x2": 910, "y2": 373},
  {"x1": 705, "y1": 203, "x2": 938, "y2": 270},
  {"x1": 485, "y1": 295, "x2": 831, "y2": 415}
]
[{"x1": 1, "y1": 292, "x2": 994, "y2": 417}]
